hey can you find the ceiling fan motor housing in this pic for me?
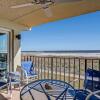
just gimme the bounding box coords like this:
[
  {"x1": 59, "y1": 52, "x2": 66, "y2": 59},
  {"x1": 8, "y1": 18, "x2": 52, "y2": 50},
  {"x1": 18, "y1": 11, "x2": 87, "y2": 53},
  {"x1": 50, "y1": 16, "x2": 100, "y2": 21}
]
[{"x1": 34, "y1": 0, "x2": 54, "y2": 4}]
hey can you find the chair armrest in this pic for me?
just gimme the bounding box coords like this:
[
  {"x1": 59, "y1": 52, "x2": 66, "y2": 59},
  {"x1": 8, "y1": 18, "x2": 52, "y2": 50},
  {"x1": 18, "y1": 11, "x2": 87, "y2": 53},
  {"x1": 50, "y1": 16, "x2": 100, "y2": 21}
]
[
  {"x1": 69, "y1": 79, "x2": 78, "y2": 84},
  {"x1": 21, "y1": 68, "x2": 28, "y2": 78},
  {"x1": 85, "y1": 89, "x2": 92, "y2": 93},
  {"x1": 86, "y1": 90, "x2": 100, "y2": 100},
  {"x1": 7, "y1": 72, "x2": 21, "y2": 82},
  {"x1": 0, "y1": 83, "x2": 8, "y2": 89}
]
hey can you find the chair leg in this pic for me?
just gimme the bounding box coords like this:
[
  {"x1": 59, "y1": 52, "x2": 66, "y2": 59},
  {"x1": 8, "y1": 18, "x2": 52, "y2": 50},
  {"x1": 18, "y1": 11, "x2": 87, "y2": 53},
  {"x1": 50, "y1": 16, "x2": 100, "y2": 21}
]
[
  {"x1": 10, "y1": 85, "x2": 12, "y2": 99},
  {"x1": 8, "y1": 82, "x2": 12, "y2": 99},
  {"x1": 27, "y1": 77, "x2": 28, "y2": 84},
  {"x1": 19, "y1": 83, "x2": 21, "y2": 91},
  {"x1": 7, "y1": 84, "x2": 9, "y2": 94}
]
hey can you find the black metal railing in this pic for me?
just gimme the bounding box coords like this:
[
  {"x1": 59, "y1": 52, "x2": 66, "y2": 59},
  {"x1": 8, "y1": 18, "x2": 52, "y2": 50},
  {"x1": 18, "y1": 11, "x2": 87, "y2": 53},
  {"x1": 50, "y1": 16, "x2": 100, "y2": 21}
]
[{"x1": 21, "y1": 54, "x2": 100, "y2": 89}]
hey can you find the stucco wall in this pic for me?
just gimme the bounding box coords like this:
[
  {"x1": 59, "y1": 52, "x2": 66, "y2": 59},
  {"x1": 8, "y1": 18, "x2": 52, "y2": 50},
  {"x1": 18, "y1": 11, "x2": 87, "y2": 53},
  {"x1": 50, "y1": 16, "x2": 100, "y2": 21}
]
[{"x1": 13, "y1": 31, "x2": 21, "y2": 71}]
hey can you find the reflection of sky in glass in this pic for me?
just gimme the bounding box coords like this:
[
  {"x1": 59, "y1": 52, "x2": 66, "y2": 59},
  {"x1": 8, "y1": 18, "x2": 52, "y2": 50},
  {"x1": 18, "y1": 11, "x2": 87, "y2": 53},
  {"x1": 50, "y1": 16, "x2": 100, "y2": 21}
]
[{"x1": 0, "y1": 34, "x2": 7, "y2": 53}]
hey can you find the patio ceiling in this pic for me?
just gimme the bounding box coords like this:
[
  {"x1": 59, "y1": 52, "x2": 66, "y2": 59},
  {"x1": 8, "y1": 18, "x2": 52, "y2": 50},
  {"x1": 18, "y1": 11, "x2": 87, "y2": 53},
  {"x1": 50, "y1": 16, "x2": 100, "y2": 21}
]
[{"x1": 0, "y1": 0, "x2": 100, "y2": 30}]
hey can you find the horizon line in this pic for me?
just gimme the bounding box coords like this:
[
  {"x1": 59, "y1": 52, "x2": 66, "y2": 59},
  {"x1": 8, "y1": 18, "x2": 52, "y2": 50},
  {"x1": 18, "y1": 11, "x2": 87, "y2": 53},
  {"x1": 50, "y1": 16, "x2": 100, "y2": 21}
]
[{"x1": 21, "y1": 50, "x2": 100, "y2": 53}]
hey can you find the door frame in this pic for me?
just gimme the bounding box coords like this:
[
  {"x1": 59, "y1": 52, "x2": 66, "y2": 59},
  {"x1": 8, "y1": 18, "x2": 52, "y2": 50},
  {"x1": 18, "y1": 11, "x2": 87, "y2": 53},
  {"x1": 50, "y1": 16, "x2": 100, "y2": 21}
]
[{"x1": 0, "y1": 27, "x2": 14, "y2": 72}]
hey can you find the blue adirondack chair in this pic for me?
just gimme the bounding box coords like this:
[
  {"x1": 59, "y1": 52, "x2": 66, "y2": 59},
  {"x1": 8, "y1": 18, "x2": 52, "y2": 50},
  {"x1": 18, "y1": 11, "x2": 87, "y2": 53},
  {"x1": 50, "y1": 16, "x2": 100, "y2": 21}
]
[
  {"x1": 0, "y1": 81, "x2": 7, "y2": 89},
  {"x1": 0, "y1": 72, "x2": 21, "y2": 98},
  {"x1": 86, "y1": 90, "x2": 100, "y2": 100},
  {"x1": 0, "y1": 72, "x2": 21, "y2": 89},
  {"x1": 21, "y1": 61, "x2": 38, "y2": 84},
  {"x1": 74, "y1": 68, "x2": 100, "y2": 100}
]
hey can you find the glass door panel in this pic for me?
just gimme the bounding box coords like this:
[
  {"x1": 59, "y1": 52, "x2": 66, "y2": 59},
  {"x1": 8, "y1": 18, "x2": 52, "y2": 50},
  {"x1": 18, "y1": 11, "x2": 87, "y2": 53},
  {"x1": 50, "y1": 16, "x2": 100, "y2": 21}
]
[{"x1": 0, "y1": 33, "x2": 8, "y2": 81}]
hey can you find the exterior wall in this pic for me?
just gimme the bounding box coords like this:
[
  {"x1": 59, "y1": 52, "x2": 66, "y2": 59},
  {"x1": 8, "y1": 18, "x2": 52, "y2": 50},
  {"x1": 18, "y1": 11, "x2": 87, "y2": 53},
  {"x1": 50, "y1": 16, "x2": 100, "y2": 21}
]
[
  {"x1": 13, "y1": 31, "x2": 21, "y2": 71},
  {"x1": 0, "y1": 20, "x2": 27, "y2": 72},
  {"x1": 0, "y1": 29, "x2": 21, "y2": 72},
  {"x1": 8, "y1": 30, "x2": 21, "y2": 72}
]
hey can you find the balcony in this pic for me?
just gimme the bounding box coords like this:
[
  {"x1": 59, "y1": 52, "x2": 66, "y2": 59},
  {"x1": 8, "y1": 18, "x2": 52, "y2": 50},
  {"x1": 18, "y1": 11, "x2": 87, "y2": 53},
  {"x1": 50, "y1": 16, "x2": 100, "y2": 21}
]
[
  {"x1": 0, "y1": 53, "x2": 100, "y2": 100},
  {"x1": 21, "y1": 54, "x2": 100, "y2": 90}
]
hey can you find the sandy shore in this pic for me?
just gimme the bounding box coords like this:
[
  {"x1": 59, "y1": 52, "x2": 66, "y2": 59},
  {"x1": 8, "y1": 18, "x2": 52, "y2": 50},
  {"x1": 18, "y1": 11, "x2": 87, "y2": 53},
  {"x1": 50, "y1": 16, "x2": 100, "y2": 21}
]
[{"x1": 22, "y1": 52, "x2": 100, "y2": 58}]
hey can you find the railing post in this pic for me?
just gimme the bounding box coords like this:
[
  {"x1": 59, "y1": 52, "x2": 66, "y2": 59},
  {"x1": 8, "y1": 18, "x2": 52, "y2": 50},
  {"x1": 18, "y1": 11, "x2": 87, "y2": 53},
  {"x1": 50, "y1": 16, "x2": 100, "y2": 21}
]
[
  {"x1": 64, "y1": 58, "x2": 65, "y2": 82},
  {"x1": 73, "y1": 58, "x2": 75, "y2": 87},
  {"x1": 27, "y1": 56, "x2": 28, "y2": 61},
  {"x1": 51, "y1": 57, "x2": 53, "y2": 80},
  {"x1": 99, "y1": 59, "x2": 100, "y2": 72},
  {"x1": 24, "y1": 56, "x2": 25, "y2": 61},
  {"x1": 68, "y1": 58, "x2": 70, "y2": 83},
  {"x1": 41, "y1": 57, "x2": 42, "y2": 79},
  {"x1": 37, "y1": 57, "x2": 39, "y2": 79},
  {"x1": 55, "y1": 57, "x2": 57, "y2": 80},
  {"x1": 33, "y1": 56, "x2": 34, "y2": 63},
  {"x1": 99, "y1": 59, "x2": 100, "y2": 82},
  {"x1": 30, "y1": 56, "x2": 31, "y2": 61},
  {"x1": 92, "y1": 59, "x2": 94, "y2": 91},
  {"x1": 79, "y1": 59, "x2": 80, "y2": 89},
  {"x1": 44, "y1": 57, "x2": 46, "y2": 79},
  {"x1": 85, "y1": 59, "x2": 87, "y2": 89},
  {"x1": 48, "y1": 57, "x2": 49, "y2": 79}
]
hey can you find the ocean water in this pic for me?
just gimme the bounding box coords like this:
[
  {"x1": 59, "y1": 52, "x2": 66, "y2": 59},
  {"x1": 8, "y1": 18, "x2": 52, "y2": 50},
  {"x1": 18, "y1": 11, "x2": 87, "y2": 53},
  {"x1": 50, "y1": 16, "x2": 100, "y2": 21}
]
[{"x1": 22, "y1": 50, "x2": 100, "y2": 58}]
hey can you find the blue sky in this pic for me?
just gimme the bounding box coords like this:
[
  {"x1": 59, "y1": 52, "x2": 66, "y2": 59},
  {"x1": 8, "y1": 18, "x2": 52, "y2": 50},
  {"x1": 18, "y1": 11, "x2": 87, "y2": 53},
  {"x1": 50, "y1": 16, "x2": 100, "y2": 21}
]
[{"x1": 21, "y1": 11, "x2": 100, "y2": 51}]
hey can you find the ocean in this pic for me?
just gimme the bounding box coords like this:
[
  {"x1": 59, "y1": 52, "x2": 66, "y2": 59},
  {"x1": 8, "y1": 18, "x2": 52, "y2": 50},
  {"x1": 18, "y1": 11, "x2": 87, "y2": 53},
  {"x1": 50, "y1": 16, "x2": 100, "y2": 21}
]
[{"x1": 22, "y1": 50, "x2": 100, "y2": 58}]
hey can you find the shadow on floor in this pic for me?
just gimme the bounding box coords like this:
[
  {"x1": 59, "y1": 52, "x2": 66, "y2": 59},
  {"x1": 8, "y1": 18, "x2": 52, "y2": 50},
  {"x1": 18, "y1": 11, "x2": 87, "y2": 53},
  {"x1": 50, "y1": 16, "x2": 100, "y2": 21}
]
[{"x1": 0, "y1": 94, "x2": 8, "y2": 100}]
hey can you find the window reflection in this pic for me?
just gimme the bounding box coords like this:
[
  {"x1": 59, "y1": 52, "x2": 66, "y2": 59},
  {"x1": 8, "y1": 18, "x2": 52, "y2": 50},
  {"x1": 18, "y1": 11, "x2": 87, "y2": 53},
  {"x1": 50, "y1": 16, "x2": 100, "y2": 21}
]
[{"x1": 0, "y1": 33, "x2": 7, "y2": 81}]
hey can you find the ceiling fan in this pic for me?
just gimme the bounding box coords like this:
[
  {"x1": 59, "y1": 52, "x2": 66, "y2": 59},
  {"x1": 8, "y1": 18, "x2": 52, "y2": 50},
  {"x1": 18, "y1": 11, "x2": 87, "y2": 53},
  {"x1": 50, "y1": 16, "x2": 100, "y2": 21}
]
[{"x1": 11, "y1": 0, "x2": 82, "y2": 17}]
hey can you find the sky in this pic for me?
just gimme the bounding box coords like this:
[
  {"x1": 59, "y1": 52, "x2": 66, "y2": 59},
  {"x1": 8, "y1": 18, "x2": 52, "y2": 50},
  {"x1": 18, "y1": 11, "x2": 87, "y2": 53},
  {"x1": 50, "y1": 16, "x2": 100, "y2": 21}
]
[{"x1": 21, "y1": 11, "x2": 100, "y2": 51}]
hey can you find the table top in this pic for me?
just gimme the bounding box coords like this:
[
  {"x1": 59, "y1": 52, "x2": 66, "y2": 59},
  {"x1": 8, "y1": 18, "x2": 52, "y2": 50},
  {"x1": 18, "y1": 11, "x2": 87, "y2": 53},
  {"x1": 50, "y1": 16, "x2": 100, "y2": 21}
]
[{"x1": 20, "y1": 79, "x2": 75, "y2": 100}]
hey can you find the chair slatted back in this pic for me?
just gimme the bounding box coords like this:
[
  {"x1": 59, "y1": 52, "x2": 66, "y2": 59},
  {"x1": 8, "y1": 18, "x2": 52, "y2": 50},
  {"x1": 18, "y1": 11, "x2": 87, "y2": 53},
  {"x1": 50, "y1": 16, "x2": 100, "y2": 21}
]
[{"x1": 84, "y1": 68, "x2": 100, "y2": 91}]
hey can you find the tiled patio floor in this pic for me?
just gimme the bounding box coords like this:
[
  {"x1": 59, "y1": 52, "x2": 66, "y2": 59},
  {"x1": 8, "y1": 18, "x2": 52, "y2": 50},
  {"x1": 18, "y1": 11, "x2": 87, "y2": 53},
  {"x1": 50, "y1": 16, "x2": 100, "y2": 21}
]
[
  {"x1": 1, "y1": 88, "x2": 20, "y2": 100},
  {"x1": 0, "y1": 87, "x2": 22, "y2": 100}
]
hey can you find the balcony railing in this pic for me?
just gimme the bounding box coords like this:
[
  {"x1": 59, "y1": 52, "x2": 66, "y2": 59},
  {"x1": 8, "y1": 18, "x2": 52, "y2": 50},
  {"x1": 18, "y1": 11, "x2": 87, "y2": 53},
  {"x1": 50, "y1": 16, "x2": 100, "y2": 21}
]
[{"x1": 21, "y1": 54, "x2": 100, "y2": 89}]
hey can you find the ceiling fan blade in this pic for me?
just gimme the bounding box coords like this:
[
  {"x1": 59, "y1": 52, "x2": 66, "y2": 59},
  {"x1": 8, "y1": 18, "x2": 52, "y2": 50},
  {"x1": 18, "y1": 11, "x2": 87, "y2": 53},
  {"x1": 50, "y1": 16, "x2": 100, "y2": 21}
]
[
  {"x1": 44, "y1": 7, "x2": 53, "y2": 17},
  {"x1": 54, "y1": 0, "x2": 83, "y2": 3},
  {"x1": 41, "y1": 3, "x2": 53, "y2": 17},
  {"x1": 11, "y1": 3, "x2": 34, "y2": 8}
]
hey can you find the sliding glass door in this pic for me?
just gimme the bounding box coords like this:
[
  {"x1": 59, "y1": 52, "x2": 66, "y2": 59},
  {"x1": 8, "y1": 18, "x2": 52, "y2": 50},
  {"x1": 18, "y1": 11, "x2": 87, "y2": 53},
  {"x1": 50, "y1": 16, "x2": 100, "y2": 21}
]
[{"x1": 0, "y1": 33, "x2": 8, "y2": 81}]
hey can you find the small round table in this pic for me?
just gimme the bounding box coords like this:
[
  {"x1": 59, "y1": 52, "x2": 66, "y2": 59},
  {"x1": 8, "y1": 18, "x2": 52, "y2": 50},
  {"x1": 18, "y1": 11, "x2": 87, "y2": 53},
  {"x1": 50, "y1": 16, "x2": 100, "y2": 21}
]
[{"x1": 20, "y1": 79, "x2": 75, "y2": 100}]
